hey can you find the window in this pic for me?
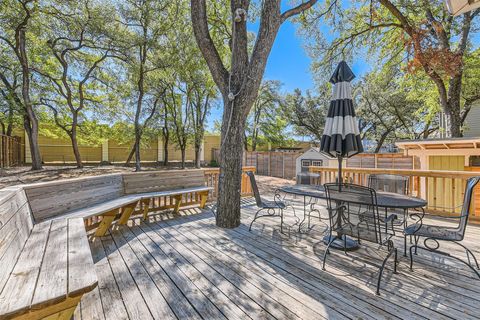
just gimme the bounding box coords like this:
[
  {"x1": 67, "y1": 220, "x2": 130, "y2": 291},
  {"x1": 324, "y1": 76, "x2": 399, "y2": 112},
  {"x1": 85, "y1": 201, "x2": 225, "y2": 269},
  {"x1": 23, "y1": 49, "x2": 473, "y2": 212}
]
[
  {"x1": 301, "y1": 160, "x2": 311, "y2": 167},
  {"x1": 312, "y1": 160, "x2": 323, "y2": 167}
]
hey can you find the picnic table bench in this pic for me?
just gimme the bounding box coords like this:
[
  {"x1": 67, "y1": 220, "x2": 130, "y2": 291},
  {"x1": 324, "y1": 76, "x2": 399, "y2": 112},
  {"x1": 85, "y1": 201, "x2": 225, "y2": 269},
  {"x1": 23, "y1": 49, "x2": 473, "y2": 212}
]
[{"x1": 0, "y1": 169, "x2": 214, "y2": 319}]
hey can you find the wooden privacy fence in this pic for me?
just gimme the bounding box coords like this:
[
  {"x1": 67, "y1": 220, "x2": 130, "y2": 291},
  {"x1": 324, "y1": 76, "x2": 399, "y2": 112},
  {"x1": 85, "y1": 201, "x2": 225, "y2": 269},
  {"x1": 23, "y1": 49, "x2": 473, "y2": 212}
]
[
  {"x1": 310, "y1": 166, "x2": 480, "y2": 221},
  {"x1": 0, "y1": 135, "x2": 22, "y2": 168},
  {"x1": 204, "y1": 166, "x2": 256, "y2": 199},
  {"x1": 213, "y1": 149, "x2": 301, "y2": 179},
  {"x1": 346, "y1": 153, "x2": 420, "y2": 169}
]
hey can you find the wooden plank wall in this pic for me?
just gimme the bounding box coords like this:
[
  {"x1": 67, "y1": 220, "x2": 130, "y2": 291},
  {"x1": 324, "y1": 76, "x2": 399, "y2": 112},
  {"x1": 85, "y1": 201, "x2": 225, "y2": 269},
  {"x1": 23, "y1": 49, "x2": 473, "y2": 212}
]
[
  {"x1": 24, "y1": 174, "x2": 124, "y2": 222},
  {"x1": 122, "y1": 170, "x2": 206, "y2": 194},
  {"x1": 243, "y1": 151, "x2": 302, "y2": 179},
  {"x1": 0, "y1": 187, "x2": 34, "y2": 292},
  {"x1": 0, "y1": 135, "x2": 22, "y2": 168},
  {"x1": 346, "y1": 154, "x2": 419, "y2": 169}
]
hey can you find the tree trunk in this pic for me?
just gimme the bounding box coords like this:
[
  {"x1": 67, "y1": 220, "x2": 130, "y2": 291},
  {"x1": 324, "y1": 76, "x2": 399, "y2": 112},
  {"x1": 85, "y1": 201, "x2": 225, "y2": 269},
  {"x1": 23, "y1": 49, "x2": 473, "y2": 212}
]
[
  {"x1": 134, "y1": 129, "x2": 141, "y2": 172},
  {"x1": 125, "y1": 143, "x2": 135, "y2": 166},
  {"x1": 163, "y1": 131, "x2": 169, "y2": 166},
  {"x1": 18, "y1": 28, "x2": 42, "y2": 170},
  {"x1": 180, "y1": 147, "x2": 186, "y2": 169},
  {"x1": 194, "y1": 143, "x2": 201, "y2": 168},
  {"x1": 70, "y1": 127, "x2": 83, "y2": 168},
  {"x1": 374, "y1": 129, "x2": 391, "y2": 153},
  {"x1": 216, "y1": 98, "x2": 246, "y2": 229}
]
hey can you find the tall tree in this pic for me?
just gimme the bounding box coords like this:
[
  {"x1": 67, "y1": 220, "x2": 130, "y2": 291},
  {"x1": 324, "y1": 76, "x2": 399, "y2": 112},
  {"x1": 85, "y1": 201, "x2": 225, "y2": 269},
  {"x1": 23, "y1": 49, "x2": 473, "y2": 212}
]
[
  {"x1": 284, "y1": 88, "x2": 329, "y2": 143},
  {"x1": 166, "y1": 80, "x2": 193, "y2": 169},
  {"x1": 117, "y1": 0, "x2": 173, "y2": 171},
  {"x1": 190, "y1": 80, "x2": 215, "y2": 168},
  {"x1": 246, "y1": 80, "x2": 289, "y2": 151},
  {"x1": 191, "y1": 0, "x2": 319, "y2": 228},
  {"x1": 0, "y1": 0, "x2": 42, "y2": 169},
  {"x1": 36, "y1": 1, "x2": 117, "y2": 168},
  {"x1": 306, "y1": 0, "x2": 480, "y2": 137}
]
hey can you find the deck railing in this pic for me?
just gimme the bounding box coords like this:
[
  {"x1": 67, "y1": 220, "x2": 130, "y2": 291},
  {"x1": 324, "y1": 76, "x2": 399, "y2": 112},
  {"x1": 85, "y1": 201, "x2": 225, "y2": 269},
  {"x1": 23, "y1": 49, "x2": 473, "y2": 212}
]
[
  {"x1": 309, "y1": 166, "x2": 480, "y2": 220},
  {"x1": 204, "y1": 166, "x2": 256, "y2": 199}
]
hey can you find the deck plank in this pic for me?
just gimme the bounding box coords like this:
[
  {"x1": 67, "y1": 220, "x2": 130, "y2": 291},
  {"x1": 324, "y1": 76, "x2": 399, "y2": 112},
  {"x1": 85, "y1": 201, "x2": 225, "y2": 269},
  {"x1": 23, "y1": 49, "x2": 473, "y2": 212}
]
[
  {"x1": 75, "y1": 197, "x2": 480, "y2": 320},
  {"x1": 149, "y1": 219, "x2": 315, "y2": 320},
  {"x1": 117, "y1": 226, "x2": 202, "y2": 320},
  {"x1": 101, "y1": 235, "x2": 154, "y2": 320},
  {"x1": 109, "y1": 229, "x2": 177, "y2": 320},
  {"x1": 131, "y1": 227, "x2": 225, "y2": 319},
  {"x1": 90, "y1": 238, "x2": 129, "y2": 320}
]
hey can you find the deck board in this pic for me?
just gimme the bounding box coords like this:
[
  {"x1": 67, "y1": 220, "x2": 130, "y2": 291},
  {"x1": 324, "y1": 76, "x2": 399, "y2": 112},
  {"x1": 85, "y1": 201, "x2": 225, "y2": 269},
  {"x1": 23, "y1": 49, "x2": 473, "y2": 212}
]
[{"x1": 74, "y1": 197, "x2": 480, "y2": 319}]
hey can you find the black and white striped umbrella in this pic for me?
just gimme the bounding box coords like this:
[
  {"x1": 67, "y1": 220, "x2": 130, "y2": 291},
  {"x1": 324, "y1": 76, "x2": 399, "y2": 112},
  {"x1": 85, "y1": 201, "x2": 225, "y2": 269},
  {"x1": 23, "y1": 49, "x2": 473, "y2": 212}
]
[{"x1": 320, "y1": 61, "x2": 363, "y2": 159}]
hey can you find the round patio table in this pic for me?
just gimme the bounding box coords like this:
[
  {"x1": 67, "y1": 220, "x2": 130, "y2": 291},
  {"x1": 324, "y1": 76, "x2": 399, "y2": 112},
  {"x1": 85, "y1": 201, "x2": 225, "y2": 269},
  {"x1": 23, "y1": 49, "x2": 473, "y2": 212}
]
[{"x1": 277, "y1": 184, "x2": 427, "y2": 252}]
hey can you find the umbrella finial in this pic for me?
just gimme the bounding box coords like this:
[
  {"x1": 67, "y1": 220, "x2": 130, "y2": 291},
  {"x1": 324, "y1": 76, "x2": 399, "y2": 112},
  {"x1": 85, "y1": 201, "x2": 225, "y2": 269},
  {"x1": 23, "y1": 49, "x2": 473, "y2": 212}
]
[{"x1": 329, "y1": 61, "x2": 355, "y2": 84}]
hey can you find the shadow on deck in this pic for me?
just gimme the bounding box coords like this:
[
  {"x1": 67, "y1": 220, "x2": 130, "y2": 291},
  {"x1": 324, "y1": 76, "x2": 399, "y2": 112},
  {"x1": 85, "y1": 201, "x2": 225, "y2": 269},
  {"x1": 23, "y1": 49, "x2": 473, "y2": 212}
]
[{"x1": 73, "y1": 197, "x2": 480, "y2": 320}]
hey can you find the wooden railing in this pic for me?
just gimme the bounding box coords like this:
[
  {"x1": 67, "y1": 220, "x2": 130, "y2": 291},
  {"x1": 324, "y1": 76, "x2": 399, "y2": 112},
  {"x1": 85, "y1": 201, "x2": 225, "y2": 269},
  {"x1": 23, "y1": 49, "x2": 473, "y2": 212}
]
[
  {"x1": 309, "y1": 166, "x2": 480, "y2": 220},
  {"x1": 204, "y1": 166, "x2": 256, "y2": 199}
]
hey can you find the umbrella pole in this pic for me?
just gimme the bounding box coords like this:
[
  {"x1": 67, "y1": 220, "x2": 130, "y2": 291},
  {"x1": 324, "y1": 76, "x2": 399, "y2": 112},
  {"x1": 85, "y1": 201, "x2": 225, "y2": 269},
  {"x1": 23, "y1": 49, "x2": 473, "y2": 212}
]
[
  {"x1": 338, "y1": 157, "x2": 343, "y2": 187},
  {"x1": 322, "y1": 155, "x2": 359, "y2": 250}
]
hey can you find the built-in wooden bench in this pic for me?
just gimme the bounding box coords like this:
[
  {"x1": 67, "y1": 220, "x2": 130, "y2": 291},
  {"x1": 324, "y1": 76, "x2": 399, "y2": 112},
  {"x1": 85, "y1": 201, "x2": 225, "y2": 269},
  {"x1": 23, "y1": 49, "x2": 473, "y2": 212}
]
[
  {"x1": 21, "y1": 170, "x2": 212, "y2": 237},
  {"x1": 0, "y1": 187, "x2": 97, "y2": 320},
  {"x1": 0, "y1": 169, "x2": 213, "y2": 319}
]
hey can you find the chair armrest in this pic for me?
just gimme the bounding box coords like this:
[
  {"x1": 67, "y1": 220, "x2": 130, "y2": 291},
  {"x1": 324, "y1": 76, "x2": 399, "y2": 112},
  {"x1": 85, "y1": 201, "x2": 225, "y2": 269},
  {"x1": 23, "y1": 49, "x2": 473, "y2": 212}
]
[{"x1": 384, "y1": 214, "x2": 398, "y2": 223}]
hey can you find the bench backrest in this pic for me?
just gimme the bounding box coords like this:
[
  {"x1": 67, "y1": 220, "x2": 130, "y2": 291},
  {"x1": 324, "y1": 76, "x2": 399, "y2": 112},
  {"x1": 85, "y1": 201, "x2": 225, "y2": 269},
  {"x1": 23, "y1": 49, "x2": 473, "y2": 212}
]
[
  {"x1": 123, "y1": 169, "x2": 206, "y2": 194},
  {"x1": 0, "y1": 187, "x2": 34, "y2": 292},
  {"x1": 24, "y1": 174, "x2": 124, "y2": 222}
]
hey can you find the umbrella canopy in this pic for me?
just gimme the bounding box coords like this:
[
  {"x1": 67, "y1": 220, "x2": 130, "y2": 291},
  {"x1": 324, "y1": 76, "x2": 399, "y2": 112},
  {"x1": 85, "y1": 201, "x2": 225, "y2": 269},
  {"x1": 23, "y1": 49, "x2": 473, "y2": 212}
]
[
  {"x1": 320, "y1": 61, "x2": 363, "y2": 159},
  {"x1": 445, "y1": 0, "x2": 480, "y2": 16}
]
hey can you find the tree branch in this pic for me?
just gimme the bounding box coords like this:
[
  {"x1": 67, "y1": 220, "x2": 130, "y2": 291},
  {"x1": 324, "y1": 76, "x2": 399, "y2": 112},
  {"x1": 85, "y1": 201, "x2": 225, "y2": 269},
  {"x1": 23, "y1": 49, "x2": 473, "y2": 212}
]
[
  {"x1": 281, "y1": 0, "x2": 318, "y2": 22},
  {"x1": 190, "y1": 0, "x2": 229, "y2": 95}
]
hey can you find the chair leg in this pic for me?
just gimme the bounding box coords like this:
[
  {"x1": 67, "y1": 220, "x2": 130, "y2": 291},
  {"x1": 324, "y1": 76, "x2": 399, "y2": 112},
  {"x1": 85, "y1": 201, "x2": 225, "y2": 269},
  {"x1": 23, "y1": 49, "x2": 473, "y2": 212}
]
[
  {"x1": 322, "y1": 237, "x2": 336, "y2": 271},
  {"x1": 376, "y1": 245, "x2": 396, "y2": 295},
  {"x1": 414, "y1": 236, "x2": 419, "y2": 255},
  {"x1": 409, "y1": 244, "x2": 416, "y2": 271},
  {"x1": 280, "y1": 208, "x2": 284, "y2": 234},
  {"x1": 249, "y1": 208, "x2": 265, "y2": 231},
  {"x1": 393, "y1": 248, "x2": 398, "y2": 274}
]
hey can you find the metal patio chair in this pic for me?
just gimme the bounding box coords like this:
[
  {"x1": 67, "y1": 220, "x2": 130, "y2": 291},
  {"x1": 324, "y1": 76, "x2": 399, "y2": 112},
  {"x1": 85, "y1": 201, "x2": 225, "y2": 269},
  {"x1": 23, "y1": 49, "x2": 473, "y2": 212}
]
[
  {"x1": 247, "y1": 171, "x2": 291, "y2": 233},
  {"x1": 405, "y1": 176, "x2": 480, "y2": 278},
  {"x1": 323, "y1": 183, "x2": 398, "y2": 295},
  {"x1": 368, "y1": 174, "x2": 409, "y2": 195}
]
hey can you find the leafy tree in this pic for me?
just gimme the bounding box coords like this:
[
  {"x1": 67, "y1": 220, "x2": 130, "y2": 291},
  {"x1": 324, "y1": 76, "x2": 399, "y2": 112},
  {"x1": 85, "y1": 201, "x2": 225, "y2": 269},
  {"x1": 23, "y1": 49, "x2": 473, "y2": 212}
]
[
  {"x1": 191, "y1": 0, "x2": 320, "y2": 228},
  {"x1": 35, "y1": 0, "x2": 118, "y2": 168},
  {"x1": 284, "y1": 87, "x2": 329, "y2": 143},
  {"x1": 245, "y1": 80, "x2": 290, "y2": 151},
  {"x1": 305, "y1": 0, "x2": 480, "y2": 137},
  {"x1": 116, "y1": 0, "x2": 174, "y2": 171},
  {"x1": 0, "y1": 0, "x2": 43, "y2": 169}
]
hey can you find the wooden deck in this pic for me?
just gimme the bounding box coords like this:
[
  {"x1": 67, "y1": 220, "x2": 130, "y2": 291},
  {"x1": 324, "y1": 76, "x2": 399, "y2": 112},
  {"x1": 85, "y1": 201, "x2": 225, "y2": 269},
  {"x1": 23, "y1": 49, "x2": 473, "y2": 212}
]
[{"x1": 73, "y1": 197, "x2": 480, "y2": 320}]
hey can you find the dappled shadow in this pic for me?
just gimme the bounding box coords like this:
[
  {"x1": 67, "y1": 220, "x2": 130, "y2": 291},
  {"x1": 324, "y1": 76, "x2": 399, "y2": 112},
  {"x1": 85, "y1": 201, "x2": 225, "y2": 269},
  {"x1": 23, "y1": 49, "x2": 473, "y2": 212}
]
[{"x1": 78, "y1": 196, "x2": 480, "y2": 319}]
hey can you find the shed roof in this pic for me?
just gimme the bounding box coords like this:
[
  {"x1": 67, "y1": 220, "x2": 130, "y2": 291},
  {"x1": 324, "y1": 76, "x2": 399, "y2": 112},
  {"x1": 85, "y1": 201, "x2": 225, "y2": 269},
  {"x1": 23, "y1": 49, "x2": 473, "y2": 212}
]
[{"x1": 396, "y1": 137, "x2": 480, "y2": 150}]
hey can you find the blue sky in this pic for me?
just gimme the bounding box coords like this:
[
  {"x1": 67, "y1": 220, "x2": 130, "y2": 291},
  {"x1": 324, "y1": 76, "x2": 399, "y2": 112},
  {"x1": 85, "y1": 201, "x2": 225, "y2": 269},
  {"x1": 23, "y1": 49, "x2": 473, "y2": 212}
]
[
  {"x1": 208, "y1": 20, "x2": 362, "y2": 129},
  {"x1": 207, "y1": 16, "x2": 480, "y2": 131}
]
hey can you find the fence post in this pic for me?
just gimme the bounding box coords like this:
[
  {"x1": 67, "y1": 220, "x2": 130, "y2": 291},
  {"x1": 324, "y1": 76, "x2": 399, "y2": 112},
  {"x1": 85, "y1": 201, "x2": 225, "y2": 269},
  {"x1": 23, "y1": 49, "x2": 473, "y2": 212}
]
[{"x1": 102, "y1": 140, "x2": 109, "y2": 163}]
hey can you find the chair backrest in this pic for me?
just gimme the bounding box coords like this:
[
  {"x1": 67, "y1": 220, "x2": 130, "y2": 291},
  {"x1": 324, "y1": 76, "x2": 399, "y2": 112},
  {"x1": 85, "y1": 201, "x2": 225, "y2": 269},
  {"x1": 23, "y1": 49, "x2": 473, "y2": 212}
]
[
  {"x1": 122, "y1": 169, "x2": 205, "y2": 194},
  {"x1": 24, "y1": 174, "x2": 124, "y2": 222},
  {"x1": 324, "y1": 183, "x2": 386, "y2": 244},
  {"x1": 457, "y1": 176, "x2": 480, "y2": 237},
  {"x1": 246, "y1": 171, "x2": 263, "y2": 207},
  {"x1": 0, "y1": 187, "x2": 34, "y2": 292},
  {"x1": 368, "y1": 174, "x2": 409, "y2": 195}
]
